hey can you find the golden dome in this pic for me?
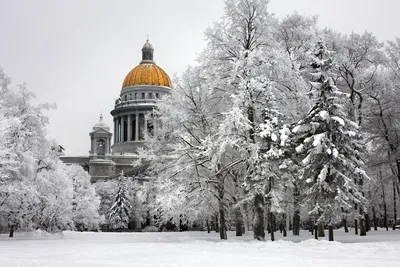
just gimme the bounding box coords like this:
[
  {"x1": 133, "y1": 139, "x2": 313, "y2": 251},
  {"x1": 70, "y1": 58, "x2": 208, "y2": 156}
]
[
  {"x1": 122, "y1": 40, "x2": 172, "y2": 88},
  {"x1": 122, "y1": 63, "x2": 172, "y2": 88}
]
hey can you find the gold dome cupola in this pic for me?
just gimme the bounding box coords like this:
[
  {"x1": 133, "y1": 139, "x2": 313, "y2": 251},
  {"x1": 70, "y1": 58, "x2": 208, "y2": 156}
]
[{"x1": 122, "y1": 40, "x2": 172, "y2": 88}]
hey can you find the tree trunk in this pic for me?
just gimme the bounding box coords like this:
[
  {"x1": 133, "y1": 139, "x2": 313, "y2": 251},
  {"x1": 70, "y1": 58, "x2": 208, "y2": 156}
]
[
  {"x1": 243, "y1": 202, "x2": 250, "y2": 234},
  {"x1": 309, "y1": 218, "x2": 313, "y2": 234},
  {"x1": 270, "y1": 212, "x2": 275, "y2": 242},
  {"x1": 286, "y1": 211, "x2": 290, "y2": 236},
  {"x1": 314, "y1": 225, "x2": 318, "y2": 239},
  {"x1": 235, "y1": 206, "x2": 243, "y2": 236},
  {"x1": 206, "y1": 220, "x2": 210, "y2": 233},
  {"x1": 381, "y1": 178, "x2": 388, "y2": 231},
  {"x1": 253, "y1": 193, "x2": 265, "y2": 240},
  {"x1": 9, "y1": 225, "x2": 14, "y2": 238},
  {"x1": 215, "y1": 214, "x2": 219, "y2": 233},
  {"x1": 365, "y1": 214, "x2": 371, "y2": 232},
  {"x1": 283, "y1": 214, "x2": 287, "y2": 237},
  {"x1": 292, "y1": 185, "x2": 300, "y2": 236},
  {"x1": 318, "y1": 223, "x2": 325, "y2": 237},
  {"x1": 393, "y1": 180, "x2": 397, "y2": 230},
  {"x1": 328, "y1": 225, "x2": 334, "y2": 241},
  {"x1": 360, "y1": 216, "x2": 366, "y2": 236},
  {"x1": 217, "y1": 178, "x2": 227, "y2": 240},
  {"x1": 343, "y1": 217, "x2": 349, "y2": 233},
  {"x1": 354, "y1": 219, "x2": 358, "y2": 235},
  {"x1": 383, "y1": 199, "x2": 388, "y2": 231},
  {"x1": 219, "y1": 206, "x2": 227, "y2": 240},
  {"x1": 372, "y1": 207, "x2": 378, "y2": 231}
]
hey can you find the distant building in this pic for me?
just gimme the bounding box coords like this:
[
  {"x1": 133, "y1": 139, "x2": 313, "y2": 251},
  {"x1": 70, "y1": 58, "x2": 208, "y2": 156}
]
[{"x1": 61, "y1": 40, "x2": 172, "y2": 181}]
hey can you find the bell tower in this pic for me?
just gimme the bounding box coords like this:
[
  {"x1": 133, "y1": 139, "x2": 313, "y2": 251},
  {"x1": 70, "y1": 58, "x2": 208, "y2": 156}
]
[{"x1": 89, "y1": 113, "x2": 115, "y2": 181}]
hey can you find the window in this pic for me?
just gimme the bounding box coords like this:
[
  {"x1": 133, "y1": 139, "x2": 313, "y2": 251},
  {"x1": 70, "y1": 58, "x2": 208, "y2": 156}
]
[
  {"x1": 155, "y1": 93, "x2": 159, "y2": 99},
  {"x1": 124, "y1": 95, "x2": 127, "y2": 101},
  {"x1": 141, "y1": 92, "x2": 145, "y2": 99},
  {"x1": 149, "y1": 92, "x2": 153, "y2": 99},
  {"x1": 129, "y1": 94, "x2": 132, "y2": 100},
  {"x1": 96, "y1": 139, "x2": 105, "y2": 155}
]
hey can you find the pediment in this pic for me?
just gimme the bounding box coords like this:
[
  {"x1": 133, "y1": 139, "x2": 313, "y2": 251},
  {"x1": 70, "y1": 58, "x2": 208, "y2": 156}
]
[{"x1": 90, "y1": 128, "x2": 112, "y2": 135}]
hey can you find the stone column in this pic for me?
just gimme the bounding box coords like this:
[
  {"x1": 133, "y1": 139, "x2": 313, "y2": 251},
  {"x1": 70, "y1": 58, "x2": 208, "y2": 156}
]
[
  {"x1": 135, "y1": 113, "x2": 139, "y2": 141},
  {"x1": 121, "y1": 116, "x2": 125, "y2": 142},
  {"x1": 116, "y1": 117, "x2": 120, "y2": 143},
  {"x1": 127, "y1": 114, "x2": 132, "y2": 141},
  {"x1": 113, "y1": 119, "x2": 116, "y2": 144},
  {"x1": 105, "y1": 137, "x2": 109, "y2": 155},
  {"x1": 90, "y1": 136, "x2": 95, "y2": 155},
  {"x1": 93, "y1": 137, "x2": 97, "y2": 159}
]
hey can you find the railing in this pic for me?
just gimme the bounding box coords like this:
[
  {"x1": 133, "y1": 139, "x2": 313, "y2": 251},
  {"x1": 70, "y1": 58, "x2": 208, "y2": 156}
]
[{"x1": 114, "y1": 99, "x2": 158, "y2": 109}]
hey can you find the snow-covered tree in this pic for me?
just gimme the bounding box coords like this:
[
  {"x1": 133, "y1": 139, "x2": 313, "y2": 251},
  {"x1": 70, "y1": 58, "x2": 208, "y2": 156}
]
[
  {"x1": 65, "y1": 164, "x2": 102, "y2": 231},
  {"x1": 0, "y1": 68, "x2": 56, "y2": 236},
  {"x1": 0, "y1": 68, "x2": 101, "y2": 236},
  {"x1": 291, "y1": 41, "x2": 369, "y2": 241},
  {"x1": 109, "y1": 177, "x2": 132, "y2": 230}
]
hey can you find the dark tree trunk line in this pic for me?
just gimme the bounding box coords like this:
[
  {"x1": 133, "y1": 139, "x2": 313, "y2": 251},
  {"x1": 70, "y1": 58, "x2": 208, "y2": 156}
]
[
  {"x1": 219, "y1": 204, "x2": 227, "y2": 240},
  {"x1": 343, "y1": 217, "x2": 349, "y2": 233},
  {"x1": 234, "y1": 206, "x2": 243, "y2": 236},
  {"x1": 318, "y1": 223, "x2": 325, "y2": 237},
  {"x1": 380, "y1": 171, "x2": 389, "y2": 231},
  {"x1": 283, "y1": 213, "x2": 287, "y2": 237},
  {"x1": 328, "y1": 224, "x2": 334, "y2": 241},
  {"x1": 365, "y1": 214, "x2": 371, "y2": 232},
  {"x1": 292, "y1": 184, "x2": 300, "y2": 236},
  {"x1": 314, "y1": 224, "x2": 318, "y2": 239},
  {"x1": 217, "y1": 173, "x2": 227, "y2": 240},
  {"x1": 354, "y1": 219, "x2": 358, "y2": 235},
  {"x1": 372, "y1": 206, "x2": 378, "y2": 231},
  {"x1": 9, "y1": 225, "x2": 14, "y2": 238},
  {"x1": 247, "y1": 103, "x2": 265, "y2": 241},
  {"x1": 215, "y1": 213, "x2": 219, "y2": 233},
  {"x1": 230, "y1": 171, "x2": 244, "y2": 237},
  {"x1": 253, "y1": 193, "x2": 265, "y2": 240},
  {"x1": 393, "y1": 180, "x2": 397, "y2": 231},
  {"x1": 269, "y1": 212, "x2": 275, "y2": 241}
]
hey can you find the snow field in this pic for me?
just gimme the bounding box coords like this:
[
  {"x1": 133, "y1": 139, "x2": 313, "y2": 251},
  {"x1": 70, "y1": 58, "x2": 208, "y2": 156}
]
[{"x1": 1, "y1": 229, "x2": 400, "y2": 267}]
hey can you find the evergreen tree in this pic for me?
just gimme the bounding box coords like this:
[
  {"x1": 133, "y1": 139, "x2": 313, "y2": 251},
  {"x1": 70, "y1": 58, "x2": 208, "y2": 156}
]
[
  {"x1": 291, "y1": 41, "x2": 368, "y2": 241},
  {"x1": 109, "y1": 177, "x2": 131, "y2": 230}
]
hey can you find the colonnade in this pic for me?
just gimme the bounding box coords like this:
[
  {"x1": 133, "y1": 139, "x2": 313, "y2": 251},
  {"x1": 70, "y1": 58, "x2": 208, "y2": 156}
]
[{"x1": 113, "y1": 112, "x2": 154, "y2": 143}]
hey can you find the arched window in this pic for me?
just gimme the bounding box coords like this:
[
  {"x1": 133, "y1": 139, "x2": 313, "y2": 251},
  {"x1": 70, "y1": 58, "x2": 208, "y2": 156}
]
[{"x1": 97, "y1": 139, "x2": 105, "y2": 155}]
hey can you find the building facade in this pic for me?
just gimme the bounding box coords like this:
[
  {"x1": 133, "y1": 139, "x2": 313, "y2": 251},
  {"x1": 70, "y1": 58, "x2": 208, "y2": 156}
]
[{"x1": 61, "y1": 40, "x2": 172, "y2": 181}]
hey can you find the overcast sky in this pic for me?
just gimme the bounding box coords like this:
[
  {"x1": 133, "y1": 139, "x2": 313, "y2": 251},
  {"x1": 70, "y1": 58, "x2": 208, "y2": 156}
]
[{"x1": 1, "y1": 0, "x2": 399, "y2": 155}]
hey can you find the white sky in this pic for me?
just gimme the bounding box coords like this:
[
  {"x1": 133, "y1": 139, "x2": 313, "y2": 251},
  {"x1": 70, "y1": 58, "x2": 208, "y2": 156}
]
[{"x1": 1, "y1": 0, "x2": 399, "y2": 156}]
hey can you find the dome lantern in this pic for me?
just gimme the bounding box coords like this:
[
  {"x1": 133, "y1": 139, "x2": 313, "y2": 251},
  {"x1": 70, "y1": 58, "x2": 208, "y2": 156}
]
[
  {"x1": 141, "y1": 38, "x2": 154, "y2": 63},
  {"x1": 93, "y1": 112, "x2": 110, "y2": 131}
]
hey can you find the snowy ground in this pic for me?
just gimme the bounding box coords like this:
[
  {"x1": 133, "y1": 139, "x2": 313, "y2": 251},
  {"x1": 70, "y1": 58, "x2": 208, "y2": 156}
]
[{"x1": 1, "y1": 229, "x2": 400, "y2": 267}]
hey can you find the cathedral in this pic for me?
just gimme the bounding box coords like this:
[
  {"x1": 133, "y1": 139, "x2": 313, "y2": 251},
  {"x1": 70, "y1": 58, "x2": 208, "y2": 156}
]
[{"x1": 61, "y1": 40, "x2": 172, "y2": 181}]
